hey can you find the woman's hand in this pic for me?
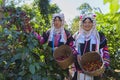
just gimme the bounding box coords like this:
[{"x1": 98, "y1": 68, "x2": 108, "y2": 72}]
[
  {"x1": 77, "y1": 55, "x2": 81, "y2": 64},
  {"x1": 33, "y1": 32, "x2": 41, "y2": 41}
]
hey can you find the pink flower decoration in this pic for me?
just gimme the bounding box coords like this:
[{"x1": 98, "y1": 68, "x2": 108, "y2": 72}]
[
  {"x1": 93, "y1": 14, "x2": 96, "y2": 18},
  {"x1": 80, "y1": 15, "x2": 82, "y2": 20}
]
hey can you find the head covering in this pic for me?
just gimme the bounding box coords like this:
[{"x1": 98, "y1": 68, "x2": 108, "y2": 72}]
[
  {"x1": 52, "y1": 13, "x2": 65, "y2": 26},
  {"x1": 48, "y1": 13, "x2": 67, "y2": 44},
  {"x1": 78, "y1": 13, "x2": 97, "y2": 39},
  {"x1": 74, "y1": 13, "x2": 100, "y2": 53}
]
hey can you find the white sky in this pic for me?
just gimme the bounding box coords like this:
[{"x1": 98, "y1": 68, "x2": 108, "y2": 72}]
[
  {"x1": 12, "y1": 0, "x2": 110, "y2": 26},
  {"x1": 50, "y1": 0, "x2": 110, "y2": 25}
]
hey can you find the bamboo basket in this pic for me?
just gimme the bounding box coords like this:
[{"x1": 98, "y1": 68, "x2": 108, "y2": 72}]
[
  {"x1": 79, "y1": 51, "x2": 105, "y2": 76},
  {"x1": 53, "y1": 45, "x2": 74, "y2": 70}
]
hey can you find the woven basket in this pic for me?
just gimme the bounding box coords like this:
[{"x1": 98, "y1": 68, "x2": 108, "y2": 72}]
[
  {"x1": 80, "y1": 51, "x2": 105, "y2": 76},
  {"x1": 53, "y1": 45, "x2": 74, "y2": 70}
]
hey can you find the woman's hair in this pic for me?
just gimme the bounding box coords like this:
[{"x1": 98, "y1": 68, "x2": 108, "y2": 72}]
[
  {"x1": 83, "y1": 17, "x2": 93, "y2": 23},
  {"x1": 54, "y1": 16, "x2": 62, "y2": 22}
]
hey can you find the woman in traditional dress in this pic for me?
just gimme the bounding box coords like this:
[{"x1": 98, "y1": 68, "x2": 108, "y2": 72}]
[
  {"x1": 72, "y1": 13, "x2": 110, "y2": 80},
  {"x1": 34, "y1": 13, "x2": 77, "y2": 80}
]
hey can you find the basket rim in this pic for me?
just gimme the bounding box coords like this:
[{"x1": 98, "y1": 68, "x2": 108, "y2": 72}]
[
  {"x1": 79, "y1": 51, "x2": 105, "y2": 76},
  {"x1": 80, "y1": 51, "x2": 104, "y2": 65}
]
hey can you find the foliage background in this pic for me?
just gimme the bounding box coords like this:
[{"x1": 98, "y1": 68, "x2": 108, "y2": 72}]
[{"x1": 0, "y1": 0, "x2": 120, "y2": 80}]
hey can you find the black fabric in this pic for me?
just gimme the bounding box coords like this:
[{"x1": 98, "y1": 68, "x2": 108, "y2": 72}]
[
  {"x1": 65, "y1": 29, "x2": 75, "y2": 45},
  {"x1": 43, "y1": 29, "x2": 74, "y2": 47},
  {"x1": 42, "y1": 30, "x2": 50, "y2": 43},
  {"x1": 80, "y1": 40, "x2": 96, "y2": 55},
  {"x1": 74, "y1": 55, "x2": 82, "y2": 70},
  {"x1": 72, "y1": 72, "x2": 77, "y2": 80},
  {"x1": 99, "y1": 32, "x2": 107, "y2": 49}
]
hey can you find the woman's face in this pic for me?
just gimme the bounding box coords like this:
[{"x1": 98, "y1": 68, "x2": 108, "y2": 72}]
[
  {"x1": 54, "y1": 17, "x2": 62, "y2": 29},
  {"x1": 82, "y1": 18, "x2": 93, "y2": 31}
]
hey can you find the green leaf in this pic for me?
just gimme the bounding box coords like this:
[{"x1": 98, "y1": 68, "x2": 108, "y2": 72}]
[
  {"x1": 11, "y1": 53, "x2": 21, "y2": 62},
  {"x1": 110, "y1": 0, "x2": 119, "y2": 13},
  {"x1": 29, "y1": 64, "x2": 35, "y2": 74},
  {"x1": 0, "y1": 0, "x2": 3, "y2": 5},
  {"x1": 42, "y1": 77, "x2": 48, "y2": 80},
  {"x1": 34, "y1": 62, "x2": 40, "y2": 70},
  {"x1": 0, "y1": 73, "x2": 5, "y2": 80},
  {"x1": 4, "y1": 28, "x2": 11, "y2": 35},
  {"x1": 32, "y1": 74, "x2": 41, "y2": 80},
  {"x1": 117, "y1": 17, "x2": 120, "y2": 35},
  {"x1": 103, "y1": 0, "x2": 112, "y2": 4},
  {"x1": 18, "y1": 70, "x2": 26, "y2": 76},
  {"x1": 0, "y1": 26, "x2": 2, "y2": 32},
  {"x1": 40, "y1": 55, "x2": 44, "y2": 62},
  {"x1": 17, "y1": 77, "x2": 22, "y2": 80}
]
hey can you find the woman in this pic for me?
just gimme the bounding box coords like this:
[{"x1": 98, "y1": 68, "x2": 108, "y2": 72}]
[
  {"x1": 72, "y1": 13, "x2": 110, "y2": 80},
  {"x1": 34, "y1": 13, "x2": 77, "y2": 52},
  {"x1": 34, "y1": 13, "x2": 77, "y2": 79}
]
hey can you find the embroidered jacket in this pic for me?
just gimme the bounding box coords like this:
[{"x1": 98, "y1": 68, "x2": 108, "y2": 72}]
[
  {"x1": 74, "y1": 32, "x2": 110, "y2": 70},
  {"x1": 34, "y1": 29, "x2": 78, "y2": 54}
]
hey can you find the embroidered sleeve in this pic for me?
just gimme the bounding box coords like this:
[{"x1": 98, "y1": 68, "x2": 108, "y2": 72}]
[
  {"x1": 33, "y1": 31, "x2": 49, "y2": 44},
  {"x1": 99, "y1": 32, "x2": 110, "y2": 68},
  {"x1": 65, "y1": 30, "x2": 78, "y2": 55}
]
